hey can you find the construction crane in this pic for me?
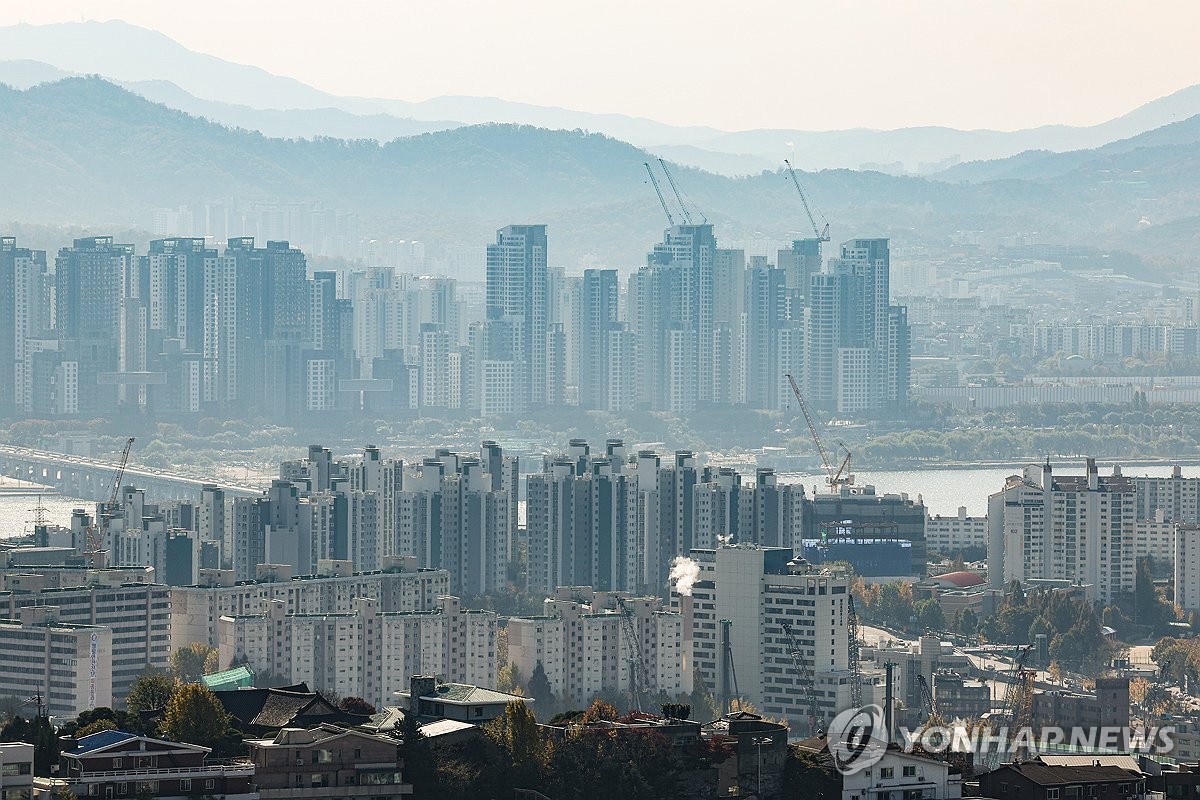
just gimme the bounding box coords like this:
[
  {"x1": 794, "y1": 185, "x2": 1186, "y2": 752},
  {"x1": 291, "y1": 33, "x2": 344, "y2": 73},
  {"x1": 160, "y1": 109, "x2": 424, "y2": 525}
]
[
  {"x1": 784, "y1": 159, "x2": 830, "y2": 242},
  {"x1": 782, "y1": 622, "x2": 822, "y2": 735},
  {"x1": 916, "y1": 674, "x2": 940, "y2": 726},
  {"x1": 87, "y1": 437, "x2": 135, "y2": 561},
  {"x1": 720, "y1": 619, "x2": 740, "y2": 715},
  {"x1": 657, "y1": 158, "x2": 706, "y2": 225},
  {"x1": 644, "y1": 162, "x2": 676, "y2": 227},
  {"x1": 847, "y1": 593, "x2": 863, "y2": 708},
  {"x1": 786, "y1": 373, "x2": 853, "y2": 492},
  {"x1": 984, "y1": 644, "x2": 1033, "y2": 770},
  {"x1": 617, "y1": 598, "x2": 649, "y2": 712}
]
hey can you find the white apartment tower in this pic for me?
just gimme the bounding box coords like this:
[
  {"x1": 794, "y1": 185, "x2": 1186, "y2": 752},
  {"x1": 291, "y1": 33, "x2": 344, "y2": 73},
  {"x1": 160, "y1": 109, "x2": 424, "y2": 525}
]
[{"x1": 987, "y1": 459, "x2": 1135, "y2": 603}]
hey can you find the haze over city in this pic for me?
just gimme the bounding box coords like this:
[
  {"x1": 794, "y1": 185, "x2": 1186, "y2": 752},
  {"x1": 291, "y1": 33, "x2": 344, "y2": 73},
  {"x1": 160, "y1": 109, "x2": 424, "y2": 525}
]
[
  {"x1": 5, "y1": 4, "x2": 1200, "y2": 800},
  {"x1": 2, "y1": 1, "x2": 1200, "y2": 131}
]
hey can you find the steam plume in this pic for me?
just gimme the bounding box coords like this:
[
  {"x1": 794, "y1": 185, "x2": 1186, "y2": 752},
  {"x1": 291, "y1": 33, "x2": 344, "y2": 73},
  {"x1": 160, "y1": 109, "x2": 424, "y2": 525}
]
[{"x1": 669, "y1": 555, "x2": 701, "y2": 597}]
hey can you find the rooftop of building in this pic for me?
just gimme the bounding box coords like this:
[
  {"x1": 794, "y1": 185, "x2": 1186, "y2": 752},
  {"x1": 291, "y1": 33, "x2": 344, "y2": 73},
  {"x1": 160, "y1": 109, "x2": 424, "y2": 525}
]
[
  {"x1": 395, "y1": 682, "x2": 528, "y2": 707},
  {"x1": 924, "y1": 570, "x2": 986, "y2": 589},
  {"x1": 988, "y1": 758, "x2": 1143, "y2": 786}
]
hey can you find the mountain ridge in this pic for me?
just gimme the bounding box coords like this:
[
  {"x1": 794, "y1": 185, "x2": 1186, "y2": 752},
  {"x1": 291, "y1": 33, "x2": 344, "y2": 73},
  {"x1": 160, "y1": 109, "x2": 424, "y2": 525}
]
[
  {"x1": 1, "y1": 77, "x2": 1199, "y2": 271},
  {"x1": 5, "y1": 20, "x2": 1200, "y2": 175}
]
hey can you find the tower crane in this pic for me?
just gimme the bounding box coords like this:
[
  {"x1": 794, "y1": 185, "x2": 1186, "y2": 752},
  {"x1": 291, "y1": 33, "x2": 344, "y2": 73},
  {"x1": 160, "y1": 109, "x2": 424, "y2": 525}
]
[
  {"x1": 657, "y1": 158, "x2": 707, "y2": 225},
  {"x1": 643, "y1": 162, "x2": 676, "y2": 227},
  {"x1": 847, "y1": 593, "x2": 863, "y2": 707},
  {"x1": 782, "y1": 621, "x2": 822, "y2": 735},
  {"x1": 786, "y1": 373, "x2": 853, "y2": 492},
  {"x1": 87, "y1": 437, "x2": 135, "y2": 561},
  {"x1": 916, "y1": 673, "x2": 941, "y2": 726},
  {"x1": 617, "y1": 598, "x2": 649, "y2": 712},
  {"x1": 784, "y1": 159, "x2": 830, "y2": 242},
  {"x1": 984, "y1": 644, "x2": 1033, "y2": 770}
]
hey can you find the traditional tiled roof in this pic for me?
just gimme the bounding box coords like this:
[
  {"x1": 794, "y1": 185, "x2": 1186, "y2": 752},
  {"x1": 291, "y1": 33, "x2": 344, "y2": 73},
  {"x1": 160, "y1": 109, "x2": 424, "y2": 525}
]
[{"x1": 422, "y1": 683, "x2": 525, "y2": 705}]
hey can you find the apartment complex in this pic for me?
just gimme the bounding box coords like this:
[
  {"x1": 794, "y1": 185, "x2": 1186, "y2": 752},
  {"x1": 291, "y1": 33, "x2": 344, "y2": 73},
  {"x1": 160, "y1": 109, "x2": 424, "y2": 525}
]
[
  {"x1": 507, "y1": 587, "x2": 687, "y2": 708},
  {"x1": 218, "y1": 595, "x2": 496, "y2": 709},
  {"x1": 170, "y1": 558, "x2": 449, "y2": 650}
]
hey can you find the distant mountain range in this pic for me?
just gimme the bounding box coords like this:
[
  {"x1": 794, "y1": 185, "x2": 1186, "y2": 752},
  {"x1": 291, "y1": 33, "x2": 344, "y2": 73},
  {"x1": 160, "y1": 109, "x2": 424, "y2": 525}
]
[
  {"x1": 4, "y1": 77, "x2": 1200, "y2": 270},
  {"x1": 4, "y1": 20, "x2": 1200, "y2": 176}
]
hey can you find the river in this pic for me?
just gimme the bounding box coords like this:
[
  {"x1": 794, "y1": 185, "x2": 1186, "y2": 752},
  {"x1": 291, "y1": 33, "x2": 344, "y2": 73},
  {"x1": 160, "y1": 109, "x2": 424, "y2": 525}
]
[
  {"x1": 3, "y1": 460, "x2": 1197, "y2": 540},
  {"x1": 782, "y1": 461, "x2": 1200, "y2": 517}
]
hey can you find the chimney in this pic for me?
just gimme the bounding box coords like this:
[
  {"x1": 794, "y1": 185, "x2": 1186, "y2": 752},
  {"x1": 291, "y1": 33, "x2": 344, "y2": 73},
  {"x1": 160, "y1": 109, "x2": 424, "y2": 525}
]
[{"x1": 409, "y1": 675, "x2": 436, "y2": 716}]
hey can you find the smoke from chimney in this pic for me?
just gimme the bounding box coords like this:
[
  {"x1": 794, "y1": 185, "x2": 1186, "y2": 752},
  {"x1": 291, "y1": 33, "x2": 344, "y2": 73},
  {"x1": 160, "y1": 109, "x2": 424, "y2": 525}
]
[{"x1": 669, "y1": 555, "x2": 700, "y2": 596}]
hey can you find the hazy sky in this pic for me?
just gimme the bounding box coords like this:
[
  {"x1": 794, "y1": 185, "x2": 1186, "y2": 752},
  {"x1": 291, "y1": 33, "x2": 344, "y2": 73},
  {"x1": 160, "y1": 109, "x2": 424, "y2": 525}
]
[{"x1": 3, "y1": 0, "x2": 1200, "y2": 132}]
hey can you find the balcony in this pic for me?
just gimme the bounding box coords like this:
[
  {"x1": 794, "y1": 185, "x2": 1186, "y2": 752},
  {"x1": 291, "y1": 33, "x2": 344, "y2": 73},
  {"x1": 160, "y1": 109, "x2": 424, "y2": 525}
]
[{"x1": 79, "y1": 759, "x2": 255, "y2": 780}]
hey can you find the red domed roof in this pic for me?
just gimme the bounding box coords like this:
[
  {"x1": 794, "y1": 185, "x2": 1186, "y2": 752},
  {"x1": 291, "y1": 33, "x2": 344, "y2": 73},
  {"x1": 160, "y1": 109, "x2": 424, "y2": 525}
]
[{"x1": 932, "y1": 570, "x2": 985, "y2": 588}]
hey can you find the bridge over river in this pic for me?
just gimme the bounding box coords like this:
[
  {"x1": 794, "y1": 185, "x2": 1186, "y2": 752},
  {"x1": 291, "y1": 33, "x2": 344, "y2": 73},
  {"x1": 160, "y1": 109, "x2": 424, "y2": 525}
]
[{"x1": 0, "y1": 444, "x2": 266, "y2": 503}]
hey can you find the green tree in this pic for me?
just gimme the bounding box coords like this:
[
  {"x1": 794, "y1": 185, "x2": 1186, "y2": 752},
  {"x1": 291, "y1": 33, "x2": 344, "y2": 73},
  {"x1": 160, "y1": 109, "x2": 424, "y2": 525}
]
[
  {"x1": 160, "y1": 684, "x2": 234, "y2": 753},
  {"x1": 526, "y1": 662, "x2": 555, "y2": 717},
  {"x1": 126, "y1": 671, "x2": 176, "y2": 714},
  {"x1": 914, "y1": 599, "x2": 946, "y2": 632},
  {"x1": 785, "y1": 745, "x2": 840, "y2": 800},
  {"x1": 397, "y1": 711, "x2": 438, "y2": 796},
  {"x1": 171, "y1": 643, "x2": 214, "y2": 682},
  {"x1": 76, "y1": 719, "x2": 117, "y2": 737},
  {"x1": 957, "y1": 608, "x2": 979, "y2": 637},
  {"x1": 580, "y1": 699, "x2": 618, "y2": 724}
]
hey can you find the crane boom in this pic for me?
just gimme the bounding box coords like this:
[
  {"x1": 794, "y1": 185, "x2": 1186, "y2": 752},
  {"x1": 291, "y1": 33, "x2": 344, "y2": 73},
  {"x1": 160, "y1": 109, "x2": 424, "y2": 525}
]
[
  {"x1": 617, "y1": 598, "x2": 649, "y2": 711},
  {"x1": 847, "y1": 593, "x2": 863, "y2": 707},
  {"x1": 782, "y1": 622, "x2": 822, "y2": 734},
  {"x1": 657, "y1": 158, "x2": 695, "y2": 225},
  {"x1": 644, "y1": 162, "x2": 676, "y2": 227},
  {"x1": 786, "y1": 373, "x2": 852, "y2": 492},
  {"x1": 109, "y1": 437, "x2": 135, "y2": 507},
  {"x1": 784, "y1": 159, "x2": 830, "y2": 242}
]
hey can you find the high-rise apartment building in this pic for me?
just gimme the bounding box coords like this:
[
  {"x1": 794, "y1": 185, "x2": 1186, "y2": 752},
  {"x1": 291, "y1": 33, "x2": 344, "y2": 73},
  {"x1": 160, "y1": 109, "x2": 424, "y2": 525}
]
[
  {"x1": 484, "y1": 224, "x2": 549, "y2": 411},
  {"x1": 680, "y1": 546, "x2": 870, "y2": 732},
  {"x1": 0, "y1": 237, "x2": 47, "y2": 416},
  {"x1": 805, "y1": 239, "x2": 908, "y2": 413},
  {"x1": 987, "y1": 459, "x2": 1135, "y2": 603},
  {"x1": 219, "y1": 595, "x2": 495, "y2": 710},
  {"x1": 507, "y1": 587, "x2": 687, "y2": 708}
]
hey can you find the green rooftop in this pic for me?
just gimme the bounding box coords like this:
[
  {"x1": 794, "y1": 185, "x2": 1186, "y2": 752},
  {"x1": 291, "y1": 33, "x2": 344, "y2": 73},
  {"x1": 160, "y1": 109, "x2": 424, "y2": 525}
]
[{"x1": 201, "y1": 665, "x2": 255, "y2": 691}]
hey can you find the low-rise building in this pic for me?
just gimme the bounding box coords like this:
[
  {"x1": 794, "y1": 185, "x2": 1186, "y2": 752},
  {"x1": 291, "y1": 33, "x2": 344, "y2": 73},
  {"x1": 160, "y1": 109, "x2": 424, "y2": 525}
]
[
  {"x1": 245, "y1": 724, "x2": 412, "y2": 799},
  {"x1": 926, "y1": 507, "x2": 987, "y2": 556},
  {"x1": 795, "y1": 739, "x2": 962, "y2": 800},
  {"x1": 43, "y1": 730, "x2": 256, "y2": 800},
  {"x1": 395, "y1": 675, "x2": 528, "y2": 724},
  {"x1": 0, "y1": 606, "x2": 112, "y2": 717},
  {"x1": 979, "y1": 759, "x2": 1146, "y2": 800},
  {"x1": 0, "y1": 742, "x2": 34, "y2": 800}
]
